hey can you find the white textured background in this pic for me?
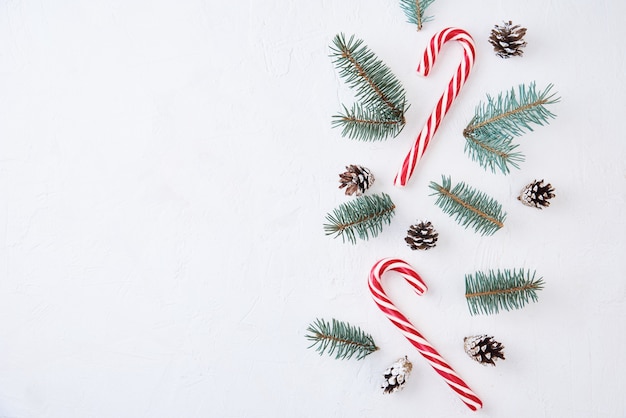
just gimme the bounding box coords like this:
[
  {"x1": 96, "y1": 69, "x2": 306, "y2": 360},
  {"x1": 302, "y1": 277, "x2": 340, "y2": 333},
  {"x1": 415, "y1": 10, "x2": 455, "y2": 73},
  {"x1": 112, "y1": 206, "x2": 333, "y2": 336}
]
[{"x1": 1, "y1": 1, "x2": 625, "y2": 417}]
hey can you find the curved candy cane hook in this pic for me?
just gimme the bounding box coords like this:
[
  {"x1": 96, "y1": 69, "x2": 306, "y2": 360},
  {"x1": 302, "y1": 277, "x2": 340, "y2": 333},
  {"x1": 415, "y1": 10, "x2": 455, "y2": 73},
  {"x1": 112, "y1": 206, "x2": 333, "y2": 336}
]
[
  {"x1": 369, "y1": 258, "x2": 483, "y2": 411},
  {"x1": 394, "y1": 28, "x2": 476, "y2": 187}
]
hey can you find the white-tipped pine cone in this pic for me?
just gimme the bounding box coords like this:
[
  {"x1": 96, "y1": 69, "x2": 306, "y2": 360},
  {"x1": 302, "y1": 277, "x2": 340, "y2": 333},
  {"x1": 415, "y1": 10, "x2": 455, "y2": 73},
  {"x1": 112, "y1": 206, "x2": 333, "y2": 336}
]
[
  {"x1": 338, "y1": 164, "x2": 375, "y2": 196},
  {"x1": 381, "y1": 356, "x2": 412, "y2": 394},
  {"x1": 489, "y1": 21, "x2": 527, "y2": 59},
  {"x1": 464, "y1": 335, "x2": 505, "y2": 366},
  {"x1": 518, "y1": 179, "x2": 555, "y2": 209},
  {"x1": 405, "y1": 220, "x2": 438, "y2": 250}
]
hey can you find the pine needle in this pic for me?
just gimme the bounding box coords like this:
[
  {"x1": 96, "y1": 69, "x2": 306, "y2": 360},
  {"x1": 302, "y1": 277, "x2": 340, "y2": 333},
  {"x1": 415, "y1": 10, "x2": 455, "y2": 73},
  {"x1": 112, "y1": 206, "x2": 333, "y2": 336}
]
[
  {"x1": 305, "y1": 318, "x2": 378, "y2": 360},
  {"x1": 463, "y1": 82, "x2": 560, "y2": 174},
  {"x1": 324, "y1": 193, "x2": 395, "y2": 244},
  {"x1": 399, "y1": 0, "x2": 435, "y2": 31},
  {"x1": 465, "y1": 269, "x2": 545, "y2": 315},
  {"x1": 330, "y1": 34, "x2": 407, "y2": 141},
  {"x1": 429, "y1": 175, "x2": 506, "y2": 236}
]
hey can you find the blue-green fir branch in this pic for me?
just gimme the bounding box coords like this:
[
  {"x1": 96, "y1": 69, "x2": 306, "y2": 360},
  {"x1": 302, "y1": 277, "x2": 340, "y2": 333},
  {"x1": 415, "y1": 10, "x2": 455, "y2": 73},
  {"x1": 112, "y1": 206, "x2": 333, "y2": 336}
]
[
  {"x1": 330, "y1": 33, "x2": 408, "y2": 141},
  {"x1": 465, "y1": 269, "x2": 545, "y2": 315},
  {"x1": 429, "y1": 175, "x2": 506, "y2": 236},
  {"x1": 399, "y1": 0, "x2": 435, "y2": 30},
  {"x1": 332, "y1": 103, "x2": 406, "y2": 142},
  {"x1": 463, "y1": 82, "x2": 560, "y2": 174},
  {"x1": 305, "y1": 318, "x2": 378, "y2": 360},
  {"x1": 463, "y1": 130, "x2": 525, "y2": 174},
  {"x1": 324, "y1": 193, "x2": 395, "y2": 244}
]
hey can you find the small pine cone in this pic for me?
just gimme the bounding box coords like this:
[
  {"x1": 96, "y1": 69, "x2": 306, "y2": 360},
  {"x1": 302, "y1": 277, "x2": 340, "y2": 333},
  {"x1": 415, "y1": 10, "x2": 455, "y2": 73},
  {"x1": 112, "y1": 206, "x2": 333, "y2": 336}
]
[
  {"x1": 405, "y1": 221, "x2": 438, "y2": 250},
  {"x1": 464, "y1": 335, "x2": 505, "y2": 366},
  {"x1": 381, "y1": 356, "x2": 412, "y2": 394},
  {"x1": 489, "y1": 21, "x2": 527, "y2": 59},
  {"x1": 338, "y1": 164, "x2": 375, "y2": 196},
  {"x1": 518, "y1": 179, "x2": 555, "y2": 209}
]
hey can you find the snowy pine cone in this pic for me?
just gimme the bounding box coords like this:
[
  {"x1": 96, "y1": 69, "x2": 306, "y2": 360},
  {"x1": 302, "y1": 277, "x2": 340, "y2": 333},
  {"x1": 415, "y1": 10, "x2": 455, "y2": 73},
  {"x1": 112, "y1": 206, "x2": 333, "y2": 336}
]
[
  {"x1": 381, "y1": 356, "x2": 412, "y2": 394},
  {"x1": 464, "y1": 335, "x2": 505, "y2": 366},
  {"x1": 518, "y1": 179, "x2": 555, "y2": 209},
  {"x1": 489, "y1": 21, "x2": 527, "y2": 59}
]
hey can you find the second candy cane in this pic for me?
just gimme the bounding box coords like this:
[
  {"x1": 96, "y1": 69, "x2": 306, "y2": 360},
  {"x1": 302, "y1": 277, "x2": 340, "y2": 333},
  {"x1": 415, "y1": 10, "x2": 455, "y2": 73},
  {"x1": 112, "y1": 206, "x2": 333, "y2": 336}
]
[
  {"x1": 369, "y1": 258, "x2": 483, "y2": 411},
  {"x1": 394, "y1": 28, "x2": 476, "y2": 187}
]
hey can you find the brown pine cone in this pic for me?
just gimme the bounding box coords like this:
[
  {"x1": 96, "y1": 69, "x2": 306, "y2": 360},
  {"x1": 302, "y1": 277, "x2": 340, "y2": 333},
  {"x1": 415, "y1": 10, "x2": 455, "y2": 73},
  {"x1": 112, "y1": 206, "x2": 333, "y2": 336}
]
[
  {"x1": 405, "y1": 221, "x2": 438, "y2": 250},
  {"x1": 489, "y1": 21, "x2": 527, "y2": 58},
  {"x1": 338, "y1": 164, "x2": 375, "y2": 196}
]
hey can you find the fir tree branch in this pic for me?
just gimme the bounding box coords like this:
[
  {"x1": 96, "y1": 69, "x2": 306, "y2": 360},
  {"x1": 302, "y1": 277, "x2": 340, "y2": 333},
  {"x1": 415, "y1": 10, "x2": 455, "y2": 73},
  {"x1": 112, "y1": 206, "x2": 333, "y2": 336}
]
[
  {"x1": 399, "y1": 0, "x2": 435, "y2": 30},
  {"x1": 330, "y1": 34, "x2": 405, "y2": 117},
  {"x1": 324, "y1": 193, "x2": 395, "y2": 244},
  {"x1": 464, "y1": 83, "x2": 559, "y2": 137},
  {"x1": 305, "y1": 318, "x2": 379, "y2": 360},
  {"x1": 429, "y1": 176, "x2": 506, "y2": 236},
  {"x1": 332, "y1": 103, "x2": 407, "y2": 142},
  {"x1": 463, "y1": 130, "x2": 524, "y2": 174},
  {"x1": 465, "y1": 269, "x2": 545, "y2": 315},
  {"x1": 462, "y1": 82, "x2": 560, "y2": 174},
  {"x1": 330, "y1": 34, "x2": 407, "y2": 141}
]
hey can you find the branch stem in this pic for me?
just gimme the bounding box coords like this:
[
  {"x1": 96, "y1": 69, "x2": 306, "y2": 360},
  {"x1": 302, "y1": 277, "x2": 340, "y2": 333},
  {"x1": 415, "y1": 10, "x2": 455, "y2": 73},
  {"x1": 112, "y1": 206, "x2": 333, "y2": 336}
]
[
  {"x1": 464, "y1": 132, "x2": 510, "y2": 159},
  {"x1": 415, "y1": 0, "x2": 422, "y2": 30},
  {"x1": 312, "y1": 331, "x2": 378, "y2": 351},
  {"x1": 465, "y1": 282, "x2": 539, "y2": 299},
  {"x1": 464, "y1": 98, "x2": 550, "y2": 135},
  {"x1": 340, "y1": 115, "x2": 403, "y2": 126},
  {"x1": 437, "y1": 186, "x2": 503, "y2": 228},
  {"x1": 334, "y1": 204, "x2": 396, "y2": 232}
]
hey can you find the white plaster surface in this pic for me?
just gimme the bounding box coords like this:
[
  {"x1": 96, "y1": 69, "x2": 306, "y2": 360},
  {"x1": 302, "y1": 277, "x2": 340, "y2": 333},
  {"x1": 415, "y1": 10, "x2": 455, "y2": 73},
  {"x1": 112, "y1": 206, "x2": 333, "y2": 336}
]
[{"x1": 1, "y1": 1, "x2": 625, "y2": 417}]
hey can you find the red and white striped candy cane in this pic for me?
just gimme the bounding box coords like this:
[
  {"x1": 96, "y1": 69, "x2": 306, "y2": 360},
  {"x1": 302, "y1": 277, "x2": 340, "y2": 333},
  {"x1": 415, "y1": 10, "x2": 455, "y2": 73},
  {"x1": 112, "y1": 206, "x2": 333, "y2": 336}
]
[
  {"x1": 369, "y1": 258, "x2": 483, "y2": 411},
  {"x1": 394, "y1": 28, "x2": 476, "y2": 187}
]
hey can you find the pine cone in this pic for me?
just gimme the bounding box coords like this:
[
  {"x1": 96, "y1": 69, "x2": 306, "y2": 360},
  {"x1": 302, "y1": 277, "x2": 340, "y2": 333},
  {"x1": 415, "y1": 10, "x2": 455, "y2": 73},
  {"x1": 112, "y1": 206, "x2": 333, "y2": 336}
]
[
  {"x1": 489, "y1": 21, "x2": 527, "y2": 59},
  {"x1": 464, "y1": 335, "x2": 505, "y2": 366},
  {"x1": 405, "y1": 221, "x2": 438, "y2": 250},
  {"x1": 518, "y1": 179, "x2": 555, "y2": 209},
  {"x1": 381, "y1": 356, "x2": 412, "y2": 394},
  {"x1": 338, "y1": 164, "x2": 375, "y2": 196}
]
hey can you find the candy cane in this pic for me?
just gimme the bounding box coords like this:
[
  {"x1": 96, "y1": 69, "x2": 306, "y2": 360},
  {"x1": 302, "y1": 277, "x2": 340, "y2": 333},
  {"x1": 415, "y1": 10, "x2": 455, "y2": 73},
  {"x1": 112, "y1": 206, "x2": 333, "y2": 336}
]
[
  {"x1": 369, "y1": 258, "x2": 483, "y2": 411},
  {"x1": 394, "y1": 28, "x2": 476, "y2": 187}
]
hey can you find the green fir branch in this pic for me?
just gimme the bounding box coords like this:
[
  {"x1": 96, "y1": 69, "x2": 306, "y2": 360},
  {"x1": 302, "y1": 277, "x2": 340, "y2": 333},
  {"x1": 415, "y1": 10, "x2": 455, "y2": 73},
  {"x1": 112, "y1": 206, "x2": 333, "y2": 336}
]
[
  {"x1": 305, "y1": 318, "x2": 378, "y2": 360},
  {"x1": 463, "y1": 130, "x2": 525, "y2": 174},
  {"x1": 463, "y1": 82, "x2": 560, "y2": 174},
  {"x1": 330, "y1": 33, "x2": 407, "y2": 141},
  {"x1": 330, "y1": 34, "x2": 406, "y2": 117},
  {"x1": 464, "y1": 83, "x2": 559, "y2": 138},
  {"x1": 324, "y1": 193, "x2": 395, "y2": 244},
  {"x1": 465, "y1": 269, "x2": 545, "y2": 315},
  {"x1": 399, "y1": 0, "x2": 435, "y2": 30},
  {"x1": 332, "y1": 102, "x2": 407, "y2": 142},
  {"x1": 429, "y1": 175, "x2": 506, "y2": 236}
]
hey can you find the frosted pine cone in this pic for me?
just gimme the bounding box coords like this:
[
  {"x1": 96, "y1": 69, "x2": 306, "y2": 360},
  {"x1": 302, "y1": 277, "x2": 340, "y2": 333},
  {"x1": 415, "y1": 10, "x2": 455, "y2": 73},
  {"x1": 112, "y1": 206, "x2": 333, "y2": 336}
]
[
  {"x1": 464, "y1": 335, "x2": 505, "y2": 366},
  {"x1": 518, "y1": 179, "x2": 555, "y2": 209},
  {"x1": 405, "y1": 221, "x2": 438, "y2": 250},
  {"x1": 381, "y1": 356, "x2": 412, "y2": 394},
  {"x1": 338, "y1": 164, "x2": 375, "y2": 196},
  {"x1": 489, "y1": 21, "x2": 527, "y2": 59}
]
